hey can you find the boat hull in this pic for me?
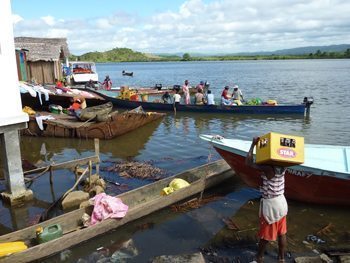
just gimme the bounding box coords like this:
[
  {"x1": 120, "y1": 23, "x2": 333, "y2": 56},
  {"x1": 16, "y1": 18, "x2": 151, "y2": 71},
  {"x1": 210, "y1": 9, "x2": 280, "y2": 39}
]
[
  {"x1": 22, "y1": 109, "x2": 165, "y2": 140},
  {"x1": 0, "y1": 160, "x2": 233, "y2": 262},
  {"x1": 215, "y1": 147, "x2": 350, "y2": 206},
  {"x1": 92, "y1": 90, "x2": 309, "y2": 115}
]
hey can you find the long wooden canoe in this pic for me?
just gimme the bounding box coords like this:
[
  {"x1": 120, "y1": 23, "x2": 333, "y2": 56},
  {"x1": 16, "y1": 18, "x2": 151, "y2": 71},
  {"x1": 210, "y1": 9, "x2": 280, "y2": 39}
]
[
  {"x1": 90, "y1": 90, "x2": 314, "y2": 115},
  {"x1": 21, "y1": 105, "x2": 165, "y2": 140},
  {"x1": 0, "y1": 160, "x2": 233, "y2": 262}
]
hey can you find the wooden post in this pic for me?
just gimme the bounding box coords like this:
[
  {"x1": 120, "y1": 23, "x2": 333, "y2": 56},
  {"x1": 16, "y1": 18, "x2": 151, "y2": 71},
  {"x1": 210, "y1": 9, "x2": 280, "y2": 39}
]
[
  {"x1": 49, "y1": 166, "x2": 53, "y2": 185},
  {"x1": 88, "y1": 161, "x2": 92, "y2": 188},
  {"x1": 94, "y1": 138, "x2": 100, "y2": 175}
]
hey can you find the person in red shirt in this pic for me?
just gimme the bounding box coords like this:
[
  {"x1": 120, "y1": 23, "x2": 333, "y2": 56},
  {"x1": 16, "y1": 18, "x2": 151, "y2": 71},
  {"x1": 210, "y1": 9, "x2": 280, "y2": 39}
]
[{"x1": 221, "y1": 86, "x2": 232, "y2": 105}]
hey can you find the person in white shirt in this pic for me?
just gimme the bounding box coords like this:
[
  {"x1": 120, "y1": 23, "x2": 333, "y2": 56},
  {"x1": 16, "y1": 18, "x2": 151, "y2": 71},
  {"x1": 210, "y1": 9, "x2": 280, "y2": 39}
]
[
  {"x1": 207, "y1": 90, "x2": 215, "y2": 105},
  {"x1": 173, "y1": 89, "x2": 181, "y2": 107},
  {"x1": 231, "y1": 85, "x2": 244, "y2": 102}
]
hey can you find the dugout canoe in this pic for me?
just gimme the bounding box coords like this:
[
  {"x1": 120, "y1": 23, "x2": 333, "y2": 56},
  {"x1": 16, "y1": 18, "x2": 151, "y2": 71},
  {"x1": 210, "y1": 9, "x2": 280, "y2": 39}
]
[
  {"x1": 22, "y1": 104, "x2": 165, "y2": 140},
  {"x1": 90, "y1": 90, "x2": 314, "y2": 115},
  {"x1": 0, "y1": 160, "x2": 233, "y2": 262}
]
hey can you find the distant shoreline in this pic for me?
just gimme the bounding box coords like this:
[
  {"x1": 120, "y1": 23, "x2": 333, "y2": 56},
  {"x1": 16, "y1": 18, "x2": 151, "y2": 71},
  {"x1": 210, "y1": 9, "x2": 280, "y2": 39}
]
[{"x1": 70, "y1": 47, "x2": 350, "y2": 63}]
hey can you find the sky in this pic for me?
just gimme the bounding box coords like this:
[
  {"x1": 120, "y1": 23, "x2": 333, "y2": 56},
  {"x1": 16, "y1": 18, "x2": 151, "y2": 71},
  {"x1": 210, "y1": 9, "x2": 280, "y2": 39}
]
[{"x1": 11, "y1": 0, "x2": 350, "y2": 55}]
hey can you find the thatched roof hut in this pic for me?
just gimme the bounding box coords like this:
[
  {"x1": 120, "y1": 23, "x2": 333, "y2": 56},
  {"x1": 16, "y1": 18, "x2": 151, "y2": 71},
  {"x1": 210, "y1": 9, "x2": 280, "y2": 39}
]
[{"x1": 14, "y1": 37, "x2": 70, "y2": 84}]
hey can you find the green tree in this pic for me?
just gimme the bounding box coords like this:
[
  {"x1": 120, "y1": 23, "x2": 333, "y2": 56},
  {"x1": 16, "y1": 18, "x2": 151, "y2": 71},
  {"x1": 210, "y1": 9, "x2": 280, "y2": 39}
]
[
  {"x1": 345, "y1": 48, "x2": 350, "y2": 58},
  {"x1": 182, "y1": 53, "x2": 191, "y2": 61}
]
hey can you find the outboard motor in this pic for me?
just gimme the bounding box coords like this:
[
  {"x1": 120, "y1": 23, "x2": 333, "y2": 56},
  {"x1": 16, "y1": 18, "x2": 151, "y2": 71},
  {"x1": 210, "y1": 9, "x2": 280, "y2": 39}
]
[
  {"x1": 173, "y1": 84, "x2": 181, "y2": 92},
  {"x1": 303, "y1": 97, "x2": 314, "y2": 115},
  {"x1": 155, "y1": 84, "x2": 162, "y2": 91}
]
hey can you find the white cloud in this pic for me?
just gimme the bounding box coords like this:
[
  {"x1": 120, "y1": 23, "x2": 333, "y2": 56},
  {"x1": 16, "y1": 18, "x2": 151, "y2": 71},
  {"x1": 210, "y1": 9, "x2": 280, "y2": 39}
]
[
  {"x1": 12, "y1": 14, "x2": 23, "y2": 24},
  {"x1": 12, "y1": 0, "x2": 350, "y2": 54},
  {"x1": 41, "y1": 15, "x2": 55, "y2": 26}
]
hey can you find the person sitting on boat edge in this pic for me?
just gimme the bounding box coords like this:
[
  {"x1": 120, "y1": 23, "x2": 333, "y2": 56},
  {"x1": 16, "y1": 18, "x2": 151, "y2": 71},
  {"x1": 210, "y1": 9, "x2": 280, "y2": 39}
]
[
  {"x1": 173, "y1": 89, "x2": 181, "y2": 107},
  {"x1": 245, "y1": 137, "x2": 288, "y2": 263},
  {"x1": 207, "y1": 90, "x2": 215, "y2": 105},
  {"x1": 221, "y1": 86, "x2": 232, "y2": 105},
  {"x1": 161, "y1": 91, "x2": 172, "y2": 104},
  {"x1": 194, "y1": 89, "x2": 206, "y2": 105},
  {"x1": 232, "y1": 85, "x2": 244, "y2": 105}
]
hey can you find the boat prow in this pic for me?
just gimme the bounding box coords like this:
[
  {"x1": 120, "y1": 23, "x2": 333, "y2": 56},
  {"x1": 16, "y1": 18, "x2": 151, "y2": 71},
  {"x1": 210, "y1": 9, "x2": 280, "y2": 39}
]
[{"x1": 200, "y1": 134, "x2": 350, "y2": 206}]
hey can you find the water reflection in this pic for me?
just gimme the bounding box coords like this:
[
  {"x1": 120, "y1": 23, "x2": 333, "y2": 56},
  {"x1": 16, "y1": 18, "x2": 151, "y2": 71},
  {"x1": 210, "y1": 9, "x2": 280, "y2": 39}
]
[{"x1": 20, "y1": 118, "x2": 163, "y2": 164}]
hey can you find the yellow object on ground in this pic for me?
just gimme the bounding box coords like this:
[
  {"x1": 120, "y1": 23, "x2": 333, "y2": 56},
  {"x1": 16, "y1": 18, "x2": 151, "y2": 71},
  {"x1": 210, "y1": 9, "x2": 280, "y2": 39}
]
[
  {"x1": 161, "y1": 178, "x2": 190, "y2": 195},
  {"x1": 22, "y1": 106, "x2": 36, "y2": 115},
  {"x1": 0, "y1": 241, "x2": 27, "y2": 257},
  {"x1": 256, "y1": 132, "x2": 304, "y2": 166}
]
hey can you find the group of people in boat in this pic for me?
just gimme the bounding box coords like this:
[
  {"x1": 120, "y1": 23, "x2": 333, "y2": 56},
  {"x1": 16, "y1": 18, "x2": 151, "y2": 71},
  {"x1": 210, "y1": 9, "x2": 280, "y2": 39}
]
[
  {"x1": 221, "y1": 85, "x2": 244, "y2": 105},
  {"x1": 165, "y1": 80, "x2": 244, "y2": 106}
]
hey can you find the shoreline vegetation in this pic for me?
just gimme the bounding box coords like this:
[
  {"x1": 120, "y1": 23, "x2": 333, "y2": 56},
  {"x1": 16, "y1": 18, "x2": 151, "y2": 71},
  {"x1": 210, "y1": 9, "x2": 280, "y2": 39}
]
[{"x1": 70, "y1": 47, "x2": 350, "y2": 63}]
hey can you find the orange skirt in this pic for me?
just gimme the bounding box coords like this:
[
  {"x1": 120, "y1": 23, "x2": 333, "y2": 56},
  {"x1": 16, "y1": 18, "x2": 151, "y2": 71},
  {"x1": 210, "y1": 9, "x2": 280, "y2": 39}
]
[{"x1": 258, "y1": 216, "x2": 287, "y2": 241}]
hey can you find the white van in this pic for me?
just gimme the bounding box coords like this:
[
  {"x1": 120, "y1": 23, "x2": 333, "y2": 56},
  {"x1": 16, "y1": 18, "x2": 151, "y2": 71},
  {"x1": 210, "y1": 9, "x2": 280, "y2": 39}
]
[{"x1": 67, "y1": 61, "x2": 98, "y2": 84}]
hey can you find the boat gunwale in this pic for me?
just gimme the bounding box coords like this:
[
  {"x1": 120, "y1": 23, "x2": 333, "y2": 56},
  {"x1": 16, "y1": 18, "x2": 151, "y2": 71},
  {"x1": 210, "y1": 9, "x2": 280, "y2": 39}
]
[{"x1": 0, "y1": 160, "x2": 233, "y2": 262}]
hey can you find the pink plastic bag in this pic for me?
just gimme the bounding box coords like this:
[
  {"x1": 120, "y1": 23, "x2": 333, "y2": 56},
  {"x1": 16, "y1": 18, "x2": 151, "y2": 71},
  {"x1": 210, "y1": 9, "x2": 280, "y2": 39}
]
[{"x1": 90, "y1": 193, "x2": 129, "y2": 225}]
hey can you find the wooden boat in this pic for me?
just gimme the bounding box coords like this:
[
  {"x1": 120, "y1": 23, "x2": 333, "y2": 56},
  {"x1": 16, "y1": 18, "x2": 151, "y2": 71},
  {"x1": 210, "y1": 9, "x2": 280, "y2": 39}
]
[
  {"x1": 22, "y1": 105, "x2": 165, "y2": 140},
  {"x1": 20, "y1": 90, "x2": 106, "y2": 110},
  {"x1": 200, "y1": 135, "x2": 350, "y2": 206},
  {"x1": 90, "y1": 90, "x2": 314, "y2": 115},
  {"x1": 122, "y1": 70, "x2": 133, "y2": 77},
  {"x1": 0, "y1": 160, "x2": 233, "y2": 262}
]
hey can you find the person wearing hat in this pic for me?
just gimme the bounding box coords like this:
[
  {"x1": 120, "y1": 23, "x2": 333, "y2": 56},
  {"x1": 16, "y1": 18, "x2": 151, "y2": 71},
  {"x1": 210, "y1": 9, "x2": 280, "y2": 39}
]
[
  {"x1": 196, "y1": 81, "x2": 204, "y2": 93},
  {"x1": 221, "y1": 86, "x2": 232, "y2": 105},
  {"x1": 232, "y1": 85, "x2": 244, "y2": 104}
]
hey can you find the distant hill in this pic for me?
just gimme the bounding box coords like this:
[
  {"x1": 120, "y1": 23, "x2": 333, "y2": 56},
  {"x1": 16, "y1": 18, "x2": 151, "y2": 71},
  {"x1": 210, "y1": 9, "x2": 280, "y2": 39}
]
[
  {"x1": 72, "y1": 44, "x2": 350, "y2": 62},
  {"x1": 159, "y1": 44, "x2": 350, "y2": 57},
  {"x1": 71, "y1": 47, "x2": 165, "y2": 62},
  {"x1": 221, "y1": 44, "x2": 350, "y2": 56}
]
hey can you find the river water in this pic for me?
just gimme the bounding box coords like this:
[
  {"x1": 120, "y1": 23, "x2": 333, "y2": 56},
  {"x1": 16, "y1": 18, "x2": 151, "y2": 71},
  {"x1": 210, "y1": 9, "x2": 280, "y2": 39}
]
[{"x1": 1, "y1": 60, "x2": 350, "y2": 262}]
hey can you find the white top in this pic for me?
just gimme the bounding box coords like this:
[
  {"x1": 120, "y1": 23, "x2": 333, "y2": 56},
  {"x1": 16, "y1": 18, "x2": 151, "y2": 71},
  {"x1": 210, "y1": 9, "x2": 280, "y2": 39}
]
[
  {"x1": 232, "y1": 89, "x2": 243, "y2": 100},
  {"x1": 207, "y1": 94, "x2": 215, "y2": 105},
  {"x1": 173, "y1": 93, "x2": 181, "y2": 103}
]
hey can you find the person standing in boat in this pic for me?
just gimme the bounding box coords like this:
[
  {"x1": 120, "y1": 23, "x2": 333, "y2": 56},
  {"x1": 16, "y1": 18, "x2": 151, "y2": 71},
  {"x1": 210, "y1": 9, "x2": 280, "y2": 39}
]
[
  {"x1": 196, "y1": 81, "x2": 204, "y2": 92},
  {"x1": 245, "y1": 137, "x2": 288, "y2": 263},
  {"x1": 182, "y1": 80, "x2": 191, "y2": 104},
  {"x1": 102, "y1": 75, "x2": 112, "y2": 90},
  {"x1": 173, "y1": 89, "x2": 181, "y2": 107}
]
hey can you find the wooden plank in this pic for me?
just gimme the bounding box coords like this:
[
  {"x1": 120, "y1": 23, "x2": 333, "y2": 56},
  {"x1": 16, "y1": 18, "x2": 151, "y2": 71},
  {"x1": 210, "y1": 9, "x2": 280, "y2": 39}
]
[
  {"x1": 0, "y1": 160, "x2": 233, "y2": 262},
  {"x1": 24, "y1": 156, "x2": 100, "y2": 176}
]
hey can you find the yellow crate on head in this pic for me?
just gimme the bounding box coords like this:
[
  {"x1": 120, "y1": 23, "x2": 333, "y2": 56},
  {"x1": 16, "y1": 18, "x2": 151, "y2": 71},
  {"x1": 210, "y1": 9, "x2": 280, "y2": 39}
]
[{"x1": 255, "y1": 132, "x2": 304, "y2": 166}]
